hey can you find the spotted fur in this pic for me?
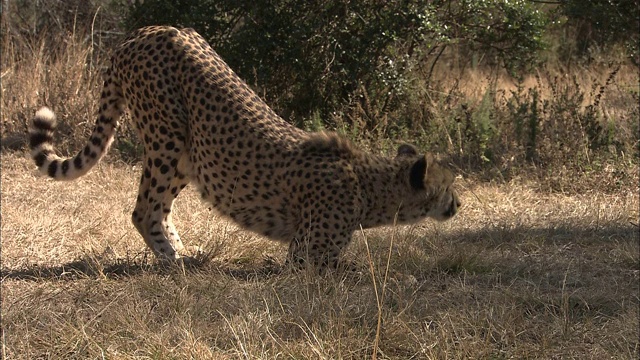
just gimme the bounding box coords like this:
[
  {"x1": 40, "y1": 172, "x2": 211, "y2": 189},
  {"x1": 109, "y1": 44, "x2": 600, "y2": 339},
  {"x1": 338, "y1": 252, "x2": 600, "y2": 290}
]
[{"x1": 29, "y1": 26, "x2": 461, "y2": 270}]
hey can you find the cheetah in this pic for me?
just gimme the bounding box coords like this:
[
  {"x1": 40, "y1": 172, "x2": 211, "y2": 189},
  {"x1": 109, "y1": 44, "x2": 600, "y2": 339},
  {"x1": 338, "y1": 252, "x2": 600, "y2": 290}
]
[{"x1": 29, "y1": 26, "x2": 461, "y2": 271}]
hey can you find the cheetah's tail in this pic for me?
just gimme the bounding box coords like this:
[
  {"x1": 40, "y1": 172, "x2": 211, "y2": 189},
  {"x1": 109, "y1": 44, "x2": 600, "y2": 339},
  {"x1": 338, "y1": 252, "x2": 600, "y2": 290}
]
[
  {"x1": 29, "y1": 68, "x2": 124, "y2": 180},
  {"x1": 29, "y1": 102, "x2": 122, "y2": 181}
]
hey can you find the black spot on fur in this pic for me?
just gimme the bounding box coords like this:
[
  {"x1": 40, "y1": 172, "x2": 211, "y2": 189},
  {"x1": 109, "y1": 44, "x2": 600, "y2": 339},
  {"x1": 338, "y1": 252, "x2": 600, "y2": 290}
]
[
  {"x1": 47, "y1": 161, "x2": 58, "y2": 177},
  {"x1": 73, "y1": 156, "x2": 83, "y2": 169},
  {"x1": 61, "y1": 159, "x2": 70, "y2": 175},
  {"x1": 29, "y1": 132, "x2": 51, "y2": 149},
  {"x1": 32, "y1": 118, "x2": 55, "y2": 131},
  {"x1": 34, "y1": 153, "x2": 47, "y2": 167}
]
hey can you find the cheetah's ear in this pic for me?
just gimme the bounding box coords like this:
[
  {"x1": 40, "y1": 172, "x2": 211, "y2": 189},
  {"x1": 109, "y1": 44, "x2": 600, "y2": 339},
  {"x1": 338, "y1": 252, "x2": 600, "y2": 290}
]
[
  {"x1": 409, "y1": 154, "x2": 428, "y2": 190},
  {"x1": 409, "y1": 153, "x2": 451, "y2": 191},
  {"x1": 396, "y1": 144, "x2": 419, "y2": 158}
]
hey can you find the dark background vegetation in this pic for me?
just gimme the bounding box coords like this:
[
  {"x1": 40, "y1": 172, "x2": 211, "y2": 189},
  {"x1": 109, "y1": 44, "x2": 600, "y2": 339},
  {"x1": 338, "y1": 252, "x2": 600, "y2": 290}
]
[{"x1": 2, "y1": 0, "x2": 638, "y2": 190}]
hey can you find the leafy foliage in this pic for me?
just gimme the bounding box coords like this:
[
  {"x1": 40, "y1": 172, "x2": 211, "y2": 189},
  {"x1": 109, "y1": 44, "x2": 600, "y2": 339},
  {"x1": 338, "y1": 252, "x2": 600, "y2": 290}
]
[
  {"x1": 559, "y1": 0, "x2": 639, "y2": 63},
  {"x1": 124, "y1": 0, "x2": 547, "y2": 124}
]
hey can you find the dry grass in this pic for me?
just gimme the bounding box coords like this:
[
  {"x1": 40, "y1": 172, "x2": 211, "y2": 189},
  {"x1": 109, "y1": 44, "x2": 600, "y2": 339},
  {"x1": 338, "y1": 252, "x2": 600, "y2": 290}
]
[
  {"x1": 1, "y1": 13, "x2": 638, "y2": 358},
  {"x1": 2, "y1": 153, "x2": 638, "y2": 359}
]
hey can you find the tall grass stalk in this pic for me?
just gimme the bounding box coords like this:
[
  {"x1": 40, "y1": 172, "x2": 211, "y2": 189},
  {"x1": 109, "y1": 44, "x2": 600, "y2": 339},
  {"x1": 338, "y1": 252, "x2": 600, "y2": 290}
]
[{"x1": 361, "y1": 215, "x2": 395, "y2": 360}]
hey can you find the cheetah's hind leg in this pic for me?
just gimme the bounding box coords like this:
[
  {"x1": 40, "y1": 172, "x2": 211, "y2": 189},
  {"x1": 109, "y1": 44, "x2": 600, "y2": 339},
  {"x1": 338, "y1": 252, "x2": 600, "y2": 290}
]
[
  {"x1": 285, "y1": 233, "x2": 348, "y2": 274},
  {"x1": 131, "y1": 151, "x2": 190, "y2": 260}
]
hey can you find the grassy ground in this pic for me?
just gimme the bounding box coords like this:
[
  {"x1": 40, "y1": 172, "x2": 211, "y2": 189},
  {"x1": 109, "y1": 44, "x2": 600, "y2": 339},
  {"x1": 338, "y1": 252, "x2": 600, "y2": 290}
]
[{"x1": 1, "y1": 152, "x2": 638, "y2": 359}]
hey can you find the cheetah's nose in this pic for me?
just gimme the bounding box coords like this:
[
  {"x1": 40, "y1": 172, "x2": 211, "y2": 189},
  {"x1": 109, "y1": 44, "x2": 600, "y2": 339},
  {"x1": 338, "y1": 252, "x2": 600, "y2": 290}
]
[{"x1": 442, "y1": 197, "x2": 458, "y2": 218}]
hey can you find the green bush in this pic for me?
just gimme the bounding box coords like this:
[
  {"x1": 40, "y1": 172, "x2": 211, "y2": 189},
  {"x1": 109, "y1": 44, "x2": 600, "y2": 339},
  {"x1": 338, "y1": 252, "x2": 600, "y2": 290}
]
[
  {"x1": 558, "y1": 0, "x2": 639, "y2": 63},
  {"x1": 124, "y1": 0, "x2": 547, "y2": 125}
]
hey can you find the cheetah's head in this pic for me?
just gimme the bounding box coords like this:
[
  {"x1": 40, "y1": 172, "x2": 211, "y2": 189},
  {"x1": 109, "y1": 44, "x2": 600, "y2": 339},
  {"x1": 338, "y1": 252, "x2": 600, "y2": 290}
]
[{"x1": 394, "y1": 144, "x2": 461, "y2": 223}]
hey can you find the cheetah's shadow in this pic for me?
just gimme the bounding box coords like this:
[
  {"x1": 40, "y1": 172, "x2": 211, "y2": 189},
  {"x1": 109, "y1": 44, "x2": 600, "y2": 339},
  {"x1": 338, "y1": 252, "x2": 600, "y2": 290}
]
[
  {"x1": 0, "y1": 255, "x2": 284, "y2": 282},
  {"x1": 4, "y1": 222, "x2": 635, "y2": 282}
]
